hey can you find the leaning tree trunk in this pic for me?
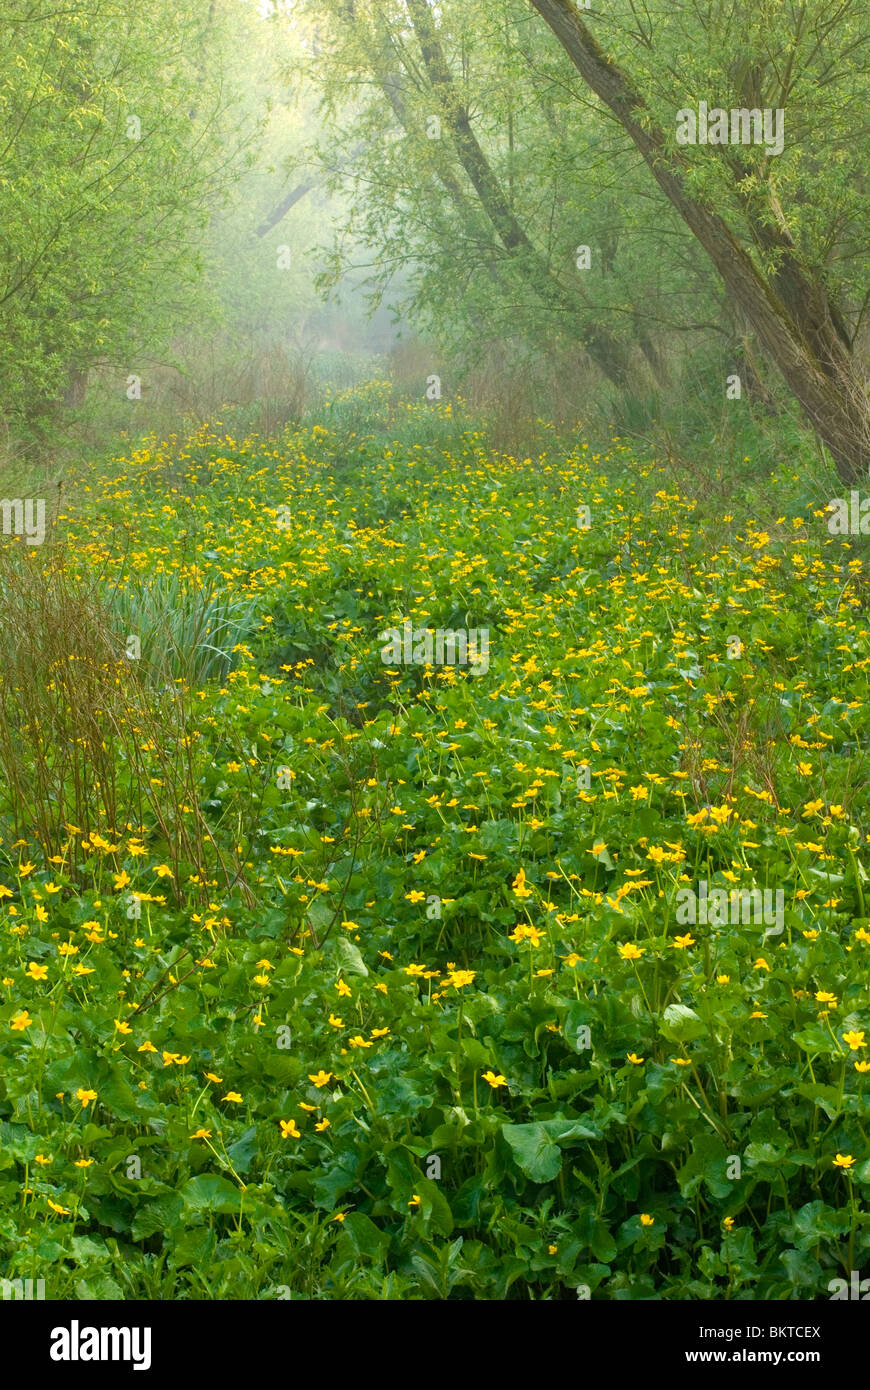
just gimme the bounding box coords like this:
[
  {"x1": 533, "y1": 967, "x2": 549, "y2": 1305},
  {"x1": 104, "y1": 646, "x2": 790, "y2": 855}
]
[
  {"x1": 528, "y1": 0, "x2": 870, "y2": 484},
  {"x1": 403, "y1": 0, "x2": 637, "y2": 392}
]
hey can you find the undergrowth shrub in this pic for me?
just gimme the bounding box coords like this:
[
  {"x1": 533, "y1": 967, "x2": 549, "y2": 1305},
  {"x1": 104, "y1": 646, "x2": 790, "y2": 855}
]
[{"x1": 0, "y1": 541, "x2": 254, "y2": 901}]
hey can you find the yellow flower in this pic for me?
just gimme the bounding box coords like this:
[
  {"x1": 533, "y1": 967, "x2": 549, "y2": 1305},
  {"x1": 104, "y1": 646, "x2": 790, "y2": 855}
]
[
  {"x1": 842, "y1": 1030, "x2": 866, "y2": 1051},
  {"x1": 626, "y1": 1052, "x2": 644, "y2": 1065},
  {"x1": 723, "y1": 1217, "x2": 735, "y2": 1231},
  {"x1": 47, "y1": 1199, "x2": 70, "y2": 1216},
  {"x1": 482, "y1": 1070, "x2": 507, "y2": 1089},
  {"x1": 617, "y1": 942, "x2": 645, "y2": 961},
  {"x1": 74, "y1": 1158, "x2": 94, "y2": 1168},
  {"x1": 511, "y1": 868, "x2": 533, "y2": 899},
  {"x1": 308, "y1": 1070, "x2": 333, "y2": 1088},
  {"x1": 114, "y1": 1019, "x2": 133, "y2": 1035},
  {"x1": 25, "y1": 962, "x2": 48, "y2": 981},
  {"x1": 854, "y1": 1061, "x2": 870, "y2": 1074},
  {"x1": 408, "y1": 1194, "x2": 421, "y2": 1207},
  {"x1": 34, "y1": 1154, "x2": 52, "y2": 1166},
  {"x1": 137, "y1": 1040, "x2": 157, "y2": 1053},
  {"x1": 640, "y1": 1213, "x2": 655, "y2": 1227},
  {"x1": 204, "y1": 1072, "x2": 223, "y2": 1083},
  {"x1": 75, "y1": 1088, "x2": 97, "y2": 1107},
  {"x1": 348, "y1": 1034, "x2": 373, "y2": 1048},
  {"x1": 10, "y1": 1010, "x2": 33, "y2": 1031},
  {"x1": 190, "y1": 1128, "x2": 212, "y2": 1140},
  {"x1": 833, "y1": 1153, "x2": 855, "y2": 1170},
  {"x1": 444, "y1": 969, "x2": 476, "y2": 988},
  {"x1": 280, "y1": 1119, "x2": 300, "y2": 1139},
  {"x1": 509, "y1": 923, "x2": 543, "y2": 948},
  {"x1": 222, "y1": 1090, "x2": 243, "y2": 1104},
  {"x1": 315, "y1": 1119, "x2": 330, "y2": 1132},
  {"x1": 328, "y1": 1014, "x2": 343, "y2": 1028}
]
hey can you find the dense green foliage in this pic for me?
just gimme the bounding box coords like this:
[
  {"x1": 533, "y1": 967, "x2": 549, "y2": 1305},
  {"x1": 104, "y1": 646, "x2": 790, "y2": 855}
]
[
  {"x1": 1, "y1": 390, "x2": 868, "y2": 1299},
  {"x1": 2, "y1": 0, "x2": 870, "y2": 1308},
  {"x1": 0, "y1": 1, "x2": 245, "y2": 435}
]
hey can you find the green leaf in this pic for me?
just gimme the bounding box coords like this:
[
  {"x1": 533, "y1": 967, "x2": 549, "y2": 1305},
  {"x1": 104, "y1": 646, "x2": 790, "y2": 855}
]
[
  {"x1": 658, "y1": 1004, "x2": 706, "y2": 1043},
  {"x1": 131, "y1": 1193, "x2": 184, "y2": 1241},
  {"x1": 337, "y1": 1212, "x2": 389, "y2": 1262},
  {"x1": 226, "y1": 1126, "x2": 258, "y2": 1175},
  {"x1": 334, "y1": 936, "x2": 368, "y2": 976},
  {"x1": 75, "y1": 1275, "x2": 124, "y2": 1300},
  {"x1": 179, "y1": 1174, "x2": 242, "y2": 1213},
  {"x1": 501, "y1": 1122, "x2": 562, "y2": 1183}
]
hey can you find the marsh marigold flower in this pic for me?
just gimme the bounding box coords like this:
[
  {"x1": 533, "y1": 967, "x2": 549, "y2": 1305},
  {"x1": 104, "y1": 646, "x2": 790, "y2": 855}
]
[
  {"x1": 511, "y1": 868, "x2": 533, "y2": 899},
  {"x1": 618, "y1": 943, "x2": 645, "y2": 961}
]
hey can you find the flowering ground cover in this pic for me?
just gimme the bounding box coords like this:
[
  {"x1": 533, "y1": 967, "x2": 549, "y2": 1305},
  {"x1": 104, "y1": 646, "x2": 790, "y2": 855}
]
[{"x1": 1, "y1": 385, "x2": 869, "y2": 1300}]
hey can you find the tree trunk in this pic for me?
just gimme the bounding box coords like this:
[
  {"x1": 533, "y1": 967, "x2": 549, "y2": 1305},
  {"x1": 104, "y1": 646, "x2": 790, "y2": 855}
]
[
  {"x1": 255, "y1": 181, "x2": 317, "y2": 238},
  {"x1": 404, "y1": 0, "x2": 636, "y2": 391},
  {"x1": 528, "y1": 0, "x2": 870, "y2": 483}
]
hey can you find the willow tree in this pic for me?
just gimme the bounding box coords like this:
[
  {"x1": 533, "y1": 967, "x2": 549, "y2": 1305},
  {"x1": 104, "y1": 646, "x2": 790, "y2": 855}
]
[
  {"x1": 296, "y1": 0, "x2": 719, "y2": 394},
  {"x1": 527, "y1": 0, "x2": 870, "y2": 482},
  {"x1": 0, "y1": 0, "x2": 244, "y2": 435}
]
